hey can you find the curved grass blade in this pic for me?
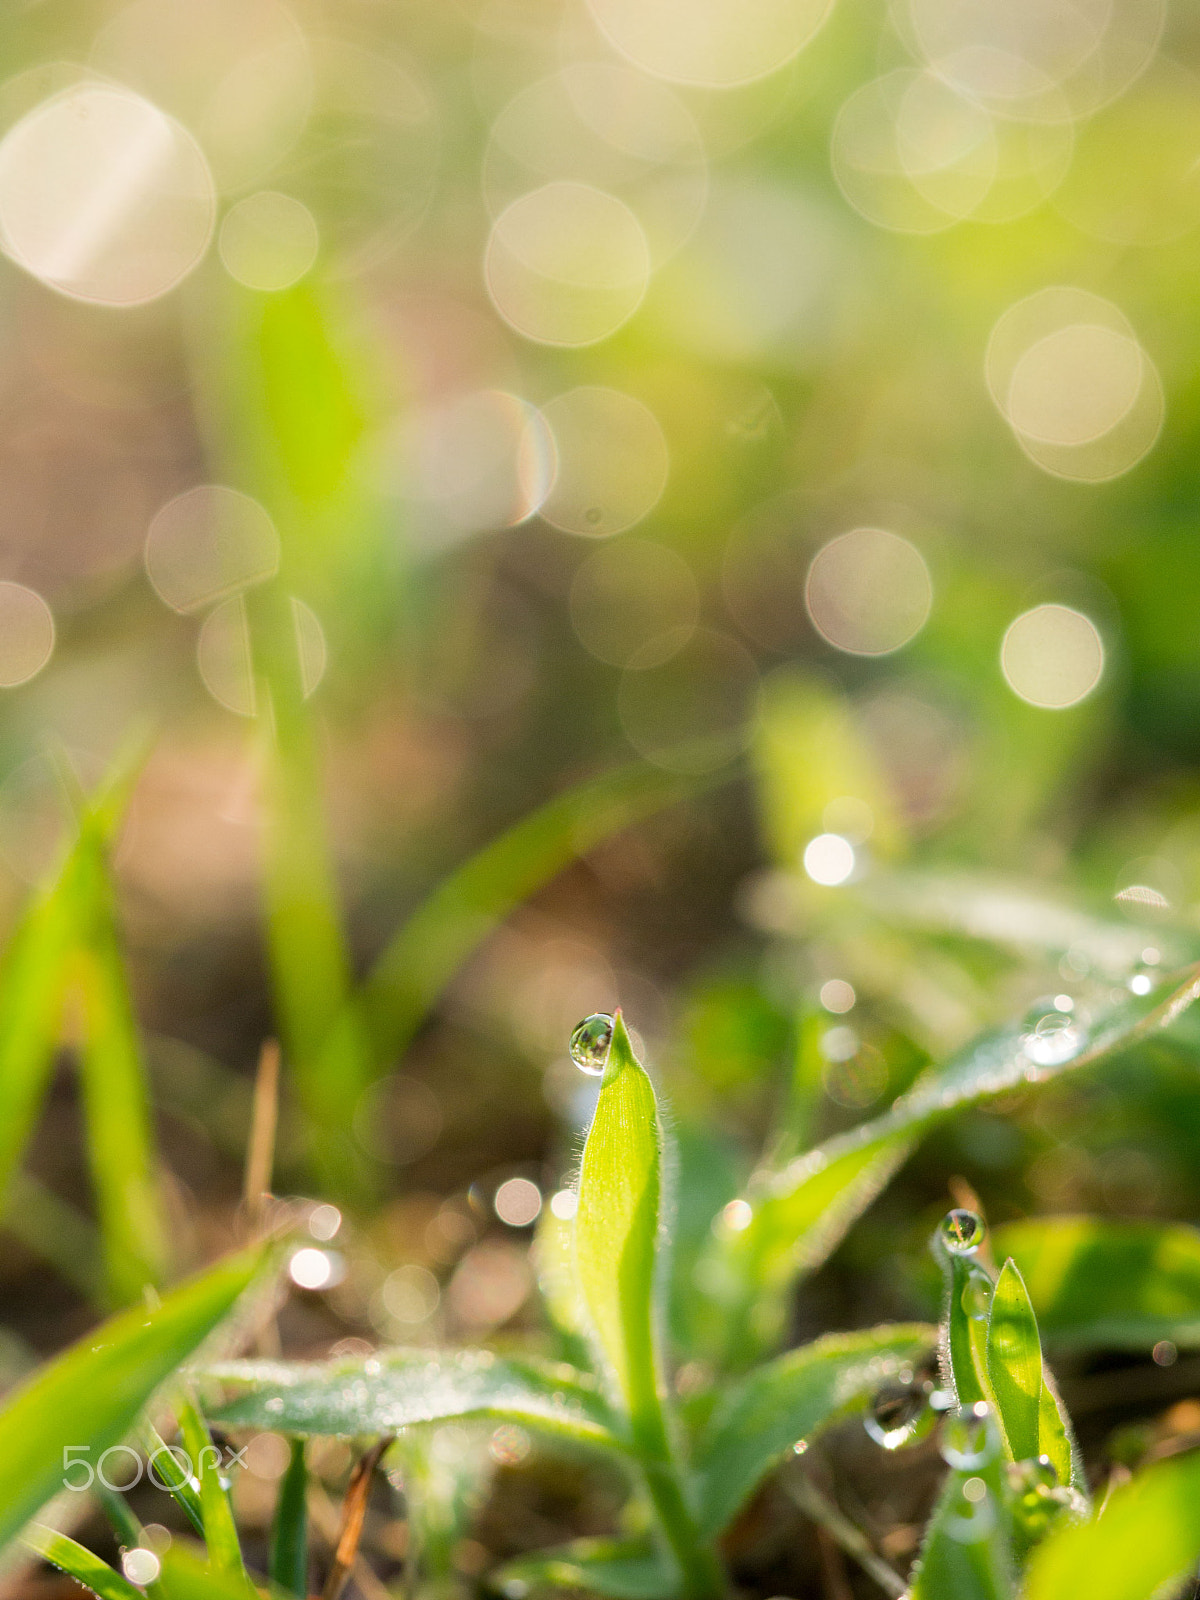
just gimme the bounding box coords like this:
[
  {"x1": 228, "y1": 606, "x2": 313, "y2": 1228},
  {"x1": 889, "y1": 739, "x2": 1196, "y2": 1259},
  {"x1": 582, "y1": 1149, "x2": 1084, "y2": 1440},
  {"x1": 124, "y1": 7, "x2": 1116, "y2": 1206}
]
[
  {"x1": 270, "y1": 1439, "x2": 308, "y2": 1599},
  {"x1": 202, "y1": 1348, "x2": 625, "y2": 1454},
  {"x1": 864, "y1": 870, "x2": 1197, "y2": 979},
  {"x1": 21, "y1": 1527, "x2": 144, "y2": 1600},
  {"x1": 489, "y1": 1538, "x2": 676, "y2": 1600},
  {"x1": 701, "y1": 962, "x2": 1200, "y2": 1366},
  {"x1": 986, "y1": 1261, "x2": 1041, "y2": 1464},
  {"x1": 693, "y1": 1324, "x2": 936, "y2": 1538},
  {"x1": 360, "y1": 764, "x2": 706, "y2": 1067},
  {"x1": 0, "y1": 1245, "x2": 264, "y2": 1551},
  {"x1": 993, "y1": 1216, "x2": 1200, "y2": 1351},
  {"x1": 139, "y1": 1420, "x2": 204, "y2": 1536},
  {"x1": 1024, "y1": 1446, "x2": 1200, "y2": 1600},
  {"x1": 938, "y1": 1246, "x2": 992, "y2": 1413}
]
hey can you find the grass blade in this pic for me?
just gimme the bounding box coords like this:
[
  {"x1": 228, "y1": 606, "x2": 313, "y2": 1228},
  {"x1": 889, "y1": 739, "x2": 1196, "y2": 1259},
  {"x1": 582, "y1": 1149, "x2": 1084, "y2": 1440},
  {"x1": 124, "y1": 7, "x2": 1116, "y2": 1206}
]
[
  {"x1": 908, "y1": 1409, "x2": 1014, "y2": 1600},
  {"x1": 693, "y1": 1324, "x2": 935, "y2": 1538},
  {"x1": 701, "y1": 961, "x2": 1200, "y2": 1368},
  {"x1": 270, "y1": 1439, "x2": 308, "y2": 1598},
  {"x1": 73, "y1": 835, "x2": 168, "y2": 1305},
  {"x1": 490, "y1": 1538, "x2": 676, "y2": 1599},
  {"x1": 201, "y1": 1348, "x2": 625, "y2": 1453},
  {"x1": 1024, "y1": 1446, "x2": 1200, "y2": 1600},
  {"x1": 993, "y1": 1216, "x2": 1200, "y2": 1351},
  {"x1": 359, "y1": 763, "x2": 705, "y2": 1067},
  {"x1": 986, "y1": 1261, "x2": 1042, "y2": 1463},
  {"x1": 0, "y1": 1245, "x2": 264, "y2": 1550},
  {"x1": 21, "y1": 1527, "x2": 144, "y2": 1600},
  {"x1": 139, "y1": 1420, "x2": 204, "y2": 1537},
  {"x1": 177, "y1": 1393, "x2": 245, "y2": 1577}
]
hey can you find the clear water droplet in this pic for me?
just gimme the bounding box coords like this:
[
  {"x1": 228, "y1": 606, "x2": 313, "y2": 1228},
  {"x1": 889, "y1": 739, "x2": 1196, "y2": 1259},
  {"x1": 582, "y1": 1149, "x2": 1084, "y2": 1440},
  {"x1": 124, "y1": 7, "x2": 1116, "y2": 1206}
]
[
  {"x1": 1020, "y1": 1011, "x2": 1084, "y2": 1067},
  {"x1": 569, "y1": 1013, "x2": 614, "y2": 1075},
  {"x1": 961, "y1": 1270, "x2": 992, "y2": 1321},
  {"x1": 940, "y1": 1209, "x2": 986, "y2": 1255},
  {"x1": 864, "y1": 1381, "x2": 932, "y2": 1450},
  {"x1": 941, "y1": 1402, "x2": 998, "y2": 1471}
]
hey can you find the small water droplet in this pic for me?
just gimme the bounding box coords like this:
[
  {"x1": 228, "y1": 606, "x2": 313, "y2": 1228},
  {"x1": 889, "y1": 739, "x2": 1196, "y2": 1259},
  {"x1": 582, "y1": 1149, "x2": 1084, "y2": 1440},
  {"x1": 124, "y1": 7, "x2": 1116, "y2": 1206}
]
[
  {"x1": 941, "y1": 1403, "x2": 998, "y2": 1472},
  {"x1": 569, "y1": 1013, "x2": 614, "y2": 1075},
  {"x1": 1020, "y1": 1011, "x2": 1084, "y2": 1067},
  {"x1": 864, "y1": 1381, "x2": 932, "y2": 1450},
  {"x1": 1128, "y1": 971, "x2": 1153, "y2": 996},
  {"x1": 940, "y1": 1209, "x2": 986, "y2": 1256},
  {"x1": 265, "y1": 1397, "x2": 284, "y2": 1414}
]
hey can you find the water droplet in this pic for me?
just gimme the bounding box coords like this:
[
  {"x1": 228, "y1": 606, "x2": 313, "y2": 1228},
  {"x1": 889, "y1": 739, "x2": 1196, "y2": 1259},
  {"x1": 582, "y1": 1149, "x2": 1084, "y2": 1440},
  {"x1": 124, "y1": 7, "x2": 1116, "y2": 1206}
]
[
  {"x1": 961, "y1": 1270, "x2": 992, "y2": 1321},
  {"x1": 940, "y1": 1209, "x2": 986, "y2": 1256},
  {"x1": 265, "y1": 1397, "x2": 284, "y2": 1413},
  {"x1": 569, "y1": 1013, "x2": 614, "y2": 1075},
  {"x1": 1020, "y1": 1011, "x2": 1084, "y2": 1067},
  {"x1": 941, "y1": 1403, "x2": 998, "y2": 1472},
  {"x1": 864, "y1": 1381, "x2": 932, "y2": 1450},
  {"x1": 1128, "y1": 971, "x2": 1153, "y2": 996}
]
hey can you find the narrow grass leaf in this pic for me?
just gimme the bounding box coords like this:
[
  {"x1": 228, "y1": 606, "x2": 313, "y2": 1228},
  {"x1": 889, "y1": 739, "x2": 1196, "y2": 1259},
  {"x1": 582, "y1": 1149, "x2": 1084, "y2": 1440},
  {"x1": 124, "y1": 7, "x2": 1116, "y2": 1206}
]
[
  {"x1": 703, "y1": 962, "x2": 1200, "y2": 1368},
  {"x1": 21, "y1": 1527, "x2": 144, "y2": 1600},
  {"x1": 201, "y1": 1348, "x2": 624, "y2": 1454},
  {"x1": 986, "y1": 1261, "x2": 1041, "y2": 1463},
  {"x1": 693, "y1": 1324, "x2": 936, "y2": 1537},
  {"x1": 941, "y1": 1252, "x2": 992, "y2": 1412},
  {"x1": 270, "y1": 1439, "x2": 308, "y2": 1599},
  {"x1": 140, "y1": 1420, "x2": 204, "y2": 1536},
  {"x1": 0, "y1": 1246, "x2": 264, "y2": 1550},
  {"x1": 491, "y1": 1538, "x2": 677, "y2": 1600},
  {"x1": 361, "y1": 764, "x2": 704, "y2": 1068},
  {"x1": 73, "y1": 836, "x2": 167, "y2": 1305},
  {"x1": 1024, "y1": 1446, "x2": 1200, "y2": 1600},
  {"x1": 993, "y1": 1216, "x2": 1200, "y2": 1350},
  {"x1": 177, "y1": 1394, "x2": 245, "y2": 1577}
]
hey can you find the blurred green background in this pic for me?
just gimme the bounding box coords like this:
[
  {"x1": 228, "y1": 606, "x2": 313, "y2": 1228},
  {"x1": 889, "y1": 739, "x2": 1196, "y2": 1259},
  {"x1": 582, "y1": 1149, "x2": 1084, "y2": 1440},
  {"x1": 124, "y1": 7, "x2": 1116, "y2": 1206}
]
[{"x1": 3, "y1": 0, "x2": 1200, "y2": 1578}]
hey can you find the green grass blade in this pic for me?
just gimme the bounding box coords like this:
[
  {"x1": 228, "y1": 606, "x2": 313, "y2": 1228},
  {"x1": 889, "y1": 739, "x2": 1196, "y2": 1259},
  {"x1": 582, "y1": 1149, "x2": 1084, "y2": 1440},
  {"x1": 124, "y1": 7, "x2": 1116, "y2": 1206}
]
[
  {"x1": 701, "y1": 961, "x2": 1200, "y2": 1368},
  {"x1": 0, "y1": 1245, "x2": 264, "y2": 1550},
  {"x1": 21, "y1": 1526, "x2": 144, "y2": 1600},
  {"x1": 359, "y1": 763, "x2": 704, "y2": 1067},
  {"x1": 155, "y1": 1541, "x2": 260, "y2": 1600},
  {"x1": 177, "y1": 1394, "x2": 245, "y2": 1577},
  {"x1": 490, "y1": 1538, "x2": 676, "y2": 1600},
  {"x1": 269, "y1": 1439, "x2": 308, "y2": 1598},
  {"x1": 693, "y1": 1324, "x2": 935, "y2": 1538},
  {"x1": 4, "y1": 1171, "x2": 103, "y2": 1301},
  {"x1": 74, "y1": 837, "x2": 168, "y2": 1305},
  {"x1": 0, "y1": 857, "x2": 85, "y2": 1210},
  {"x1": 574, "y1": 1011, "x2": 662, "y2": 1427},
  {"x1": 909, "y1": 1410, "x2": 1015, "y2": 1600},
  {"x1": 200, "y1": 1349, "x2": 625, "y2": 1454},
  {"x1": 993, "y1": 1216, "x2": 1200, "y2": 1351},
  {"x1": 1024, "y1": 1447, "x2": 1200, "y2": 1600},
  {"x1": 941, "y1": 1251, "x2": 992, "y2": 1412},
  {"x1": 986, "y1": 1261, "x2": 1042, "y2": 1463},
  {"x1": 139, "y1": 1421, "x2": 204, "y2": 1536}
]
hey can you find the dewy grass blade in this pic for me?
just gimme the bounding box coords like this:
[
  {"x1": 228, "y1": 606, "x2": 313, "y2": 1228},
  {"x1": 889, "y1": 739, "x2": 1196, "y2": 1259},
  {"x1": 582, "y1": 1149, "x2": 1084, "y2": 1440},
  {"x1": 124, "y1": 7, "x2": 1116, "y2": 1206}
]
[
  {"x1": 177, "y1": 1393, "x2": 246, "y2": 1578},
  {"x1": 908, "y1": 1408, "x2": 1015, "y2": 1600},
  {"x1": 22, "y1": 1526, "x2": 145, "y2": 1600},
  {"x1": 573, "y1": 1012, "x2": 723, "y2": 1599},
  {"x1": 986, "y1": 1260, "x2": 1042, "y2": 1463},
  {"x1": 202, "y1": 1347, "x2": 625, "y2": 1453},
  {"x1": 700, "y1": 961, "x2": 1200, "y2": 1369},
  {"x1": 693, "y1": 1325, "x2": 936, "y2": 1538},
  {"x1": 270, "y1": 1439, "x2": 308, "y2": 1599},
  {"x1": 0, "y1": 1246, "x2": 264, "y2": 1550}
]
